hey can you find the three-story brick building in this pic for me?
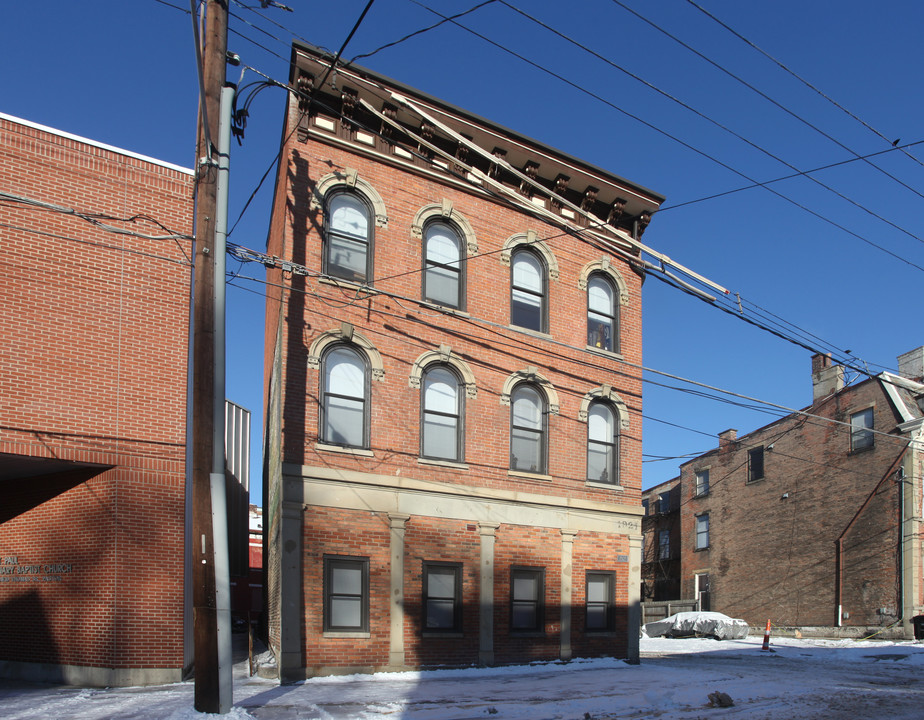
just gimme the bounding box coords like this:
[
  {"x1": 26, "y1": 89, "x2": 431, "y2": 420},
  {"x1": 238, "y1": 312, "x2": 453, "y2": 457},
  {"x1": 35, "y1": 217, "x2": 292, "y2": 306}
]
[
  {"x1": 262, "y1": 43, "x2": 665, "y2": 680},
  {"x1": 677, "y1": 350, "x2": 924, "y2": 636}
]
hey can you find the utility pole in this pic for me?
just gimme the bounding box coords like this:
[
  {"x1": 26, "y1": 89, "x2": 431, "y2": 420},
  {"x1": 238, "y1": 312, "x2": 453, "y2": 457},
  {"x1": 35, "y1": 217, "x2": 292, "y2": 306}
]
[{"x1": 191, "y1": 0, "x2": 231, "y2": 713}]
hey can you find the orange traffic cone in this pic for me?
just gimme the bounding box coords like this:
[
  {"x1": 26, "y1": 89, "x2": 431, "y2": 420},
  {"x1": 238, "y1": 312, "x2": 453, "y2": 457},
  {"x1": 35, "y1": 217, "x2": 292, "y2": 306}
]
[{"x1": 761, "y1": 618, "x2": 772, "y2": 651}]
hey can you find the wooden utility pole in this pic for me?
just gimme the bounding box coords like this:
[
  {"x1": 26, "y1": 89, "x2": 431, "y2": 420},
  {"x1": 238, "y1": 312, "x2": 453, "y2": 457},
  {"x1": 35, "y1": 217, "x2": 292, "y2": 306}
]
[{"x1": 192, "y1": 0, "x2": 228, "y2": 713}]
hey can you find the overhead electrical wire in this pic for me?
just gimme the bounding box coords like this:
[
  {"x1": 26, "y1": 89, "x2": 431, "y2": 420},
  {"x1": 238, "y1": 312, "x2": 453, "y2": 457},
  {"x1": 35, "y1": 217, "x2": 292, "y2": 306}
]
[
  {"x1": 610, "y1": 0, "x2": 924, "y2": 201},
  {"x1": 660, "y1": 139, "x2": 924, "y2": 213},
  {"x1": 348, "y1": 0, "x2": 499, "y2": 64},
  {"x1": 0, "y1": 220, "x2": 192, "y2": 267},
  {"x1": 683, "y1": 0, "x2": 924, "y2": 169},
  {"x1": 408, "y1": 0, "x2": 924, "y2": 275},
  {"x1": 224, "y1": 0, "x2": 377, "y2": 236},
  {"x1": 500, "y1": 0, "x2": 924, "y2": 248},
  {"x1": 226, "y1": 238, "x2": 913, "y2": 452},
  {"x1": 236, "y1": 56, "x2": 894, "y2": 384},
  {"x1": 0, "y1": 190, "x2": 193, "y2": 264}
]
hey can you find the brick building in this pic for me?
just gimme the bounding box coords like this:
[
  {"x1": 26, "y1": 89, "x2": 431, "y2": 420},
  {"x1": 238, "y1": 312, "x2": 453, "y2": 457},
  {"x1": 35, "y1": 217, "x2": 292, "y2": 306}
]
[
  {"x1": 262, "y1": 43, "x2": 664, "y2": 680},
  {"x1": 676, "y1": 350, "x2": 924, "y2": 636},
  {"x1": 640, "y1": 478, "x2": 682, "y2": 603},
  {"x1": 0, "y1": 113, "x2": 194, "y2": 684}
]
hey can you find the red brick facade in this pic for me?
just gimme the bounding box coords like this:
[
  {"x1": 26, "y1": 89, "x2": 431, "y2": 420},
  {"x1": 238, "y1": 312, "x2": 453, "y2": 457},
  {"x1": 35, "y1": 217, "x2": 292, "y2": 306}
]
[
  {"x1": 263, "y1": 44, "x2": 663, "y2": 679},
  {"x1": 676, "y1": 354, "x2": 924, "y2": 636},
  {"x1": 0, "y1": 114, "x2": 193, "y2": 684}
]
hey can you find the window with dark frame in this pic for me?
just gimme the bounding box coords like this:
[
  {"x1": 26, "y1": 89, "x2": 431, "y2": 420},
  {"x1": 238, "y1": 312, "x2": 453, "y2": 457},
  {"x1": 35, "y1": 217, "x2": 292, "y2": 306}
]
[
  {"x1": 748, "y1": 447, "x2": 764, "y2": 482},
  {"x1": 659, "y1": 529, "x2": 670, "y2": 560},
  {"x1": 423, "y1": 562, "x2": 463, "y2": 633},
  {"x1": 850, "y1": 408, "x2": 874, "y2": 451},
  {"x1": 511, "y1": 248, "x2": 547, "y2": 332},
  {"x1": 694, "y1": 469, "x2": 710, "y2": 497},
  {"x1": 585, "y1": 571, "x2": 615, "y2": 632},
  {"x1": 324, "y1": 191, "x2": 373, "y2": 283},
  {"x1": 510, "y1": 567, "x2": 545, "y2": 633},
  {"x1": 324, "y1": 556, "x2": 369, "y2": 632},
  {"x1": 510, "y1": 383, "x2": 547, "y2": 474},
  {"x1": 695, "y1": 513, "x2": 710, "y2": 550},
  {"x1": 423, "y1": 221, "x2": 465, "y2": 309},
  {"x1": 658, "y1": 491, "x2": 671, "y2": 513},
  {"x1": 421, "y1": 365, "x2": 463, "y2": 462},
  {"x1": 587, "y1": 273, "x2": 619, "y2": 352},
  {"x1": 321, "y1": 345, "x2": 369, "y2": 448},
  {"x1": 587, "y1": 400, "x2": 619, "y2": 484}
]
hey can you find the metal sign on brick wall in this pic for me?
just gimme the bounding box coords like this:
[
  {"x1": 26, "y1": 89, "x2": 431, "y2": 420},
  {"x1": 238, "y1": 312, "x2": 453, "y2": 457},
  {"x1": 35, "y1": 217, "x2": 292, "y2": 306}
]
[{"x1": 0, "y1": 555, "x2": 74, "y2": 584}]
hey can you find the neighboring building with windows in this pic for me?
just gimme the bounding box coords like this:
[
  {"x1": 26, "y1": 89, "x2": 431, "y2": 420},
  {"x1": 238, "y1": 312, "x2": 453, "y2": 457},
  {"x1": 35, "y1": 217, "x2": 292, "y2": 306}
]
[
  {"x1": 640, "y1": 479, "x2": 681, "y2": 602},
  {"x1": 676, "y1": 350, "x2": 924, "y2": 637},
  {"x1": 0, "y1": 113, "x2": 193, "y2": 684},
  {"x1": 262, "y1": 43, "x2": 664, "y2": 680}
]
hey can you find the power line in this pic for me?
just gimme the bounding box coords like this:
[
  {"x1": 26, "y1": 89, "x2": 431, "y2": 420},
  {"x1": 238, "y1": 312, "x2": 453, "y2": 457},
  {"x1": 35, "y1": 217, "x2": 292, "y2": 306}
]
[
  {"x1": 500, "y1": 0, "x2": 924, "y2": 248},
  {"x1": 0, "y1": 191, "x2": 193, "y2": 264},
  {"x1": 225, "y1": 1, "x2": 378, "y2": 236},
  {"x1": 659, "y1": 139, "x2": 924, "y2": 213},
  {"x1": 610, "y1": 0, "x2": 924, "y2": 201},
  {"x1": 348, "y1": 0, "x2": 498, "y2": 64},
  {"x1": 409, "y1": 0, "x2": 924, "y2": 275},
  {"x1": 245, "y1": 58, "x2": 894, "y2": 382},
  {"x1": 0, "y1": 221, "x2": 192, "y2": 267},
  {"x1": 683, "y1": 0, "x2": 924, "y2": 170},
  {"x1": 226, "y1": 240, "x2": 915, "y2": 450}
]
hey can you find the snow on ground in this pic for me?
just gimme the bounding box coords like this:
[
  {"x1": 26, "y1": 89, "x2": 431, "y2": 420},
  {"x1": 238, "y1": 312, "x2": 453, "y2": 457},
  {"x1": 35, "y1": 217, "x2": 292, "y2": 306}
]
[{"x1": 3, "y1": 635, "x2": 924, "y2": 719}]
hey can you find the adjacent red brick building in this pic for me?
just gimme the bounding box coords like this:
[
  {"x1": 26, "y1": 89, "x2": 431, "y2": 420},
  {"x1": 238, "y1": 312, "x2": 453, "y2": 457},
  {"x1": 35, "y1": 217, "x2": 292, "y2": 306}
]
[
  {"x1": 0, "y1": 113, "x2": 194, "y2": 684},
  {"x1": 262, "y1": 43, "x2": 664, "y2": 680},
  {"x1": 676, "y1": 350, "x2": 924, "y2": 637},
  {"x1": 640, "y1": 478, "x2": 682, "y2": 603}
]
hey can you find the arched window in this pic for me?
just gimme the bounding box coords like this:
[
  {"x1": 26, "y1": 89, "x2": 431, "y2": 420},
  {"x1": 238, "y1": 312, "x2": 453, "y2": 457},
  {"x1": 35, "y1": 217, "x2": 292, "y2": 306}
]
[
  {"x1": 324, "y1": 191, "x2": 373, "y2": 283},
  {"x1": 510, "y1": 383, "x2": 547, "y2": 474},
  {"x1": 423, "y1": 221, "x2": 464, "y2": 309},
  {"x1": 421, "y1": 365, "x2": 463, "y2": 461},
  {"x1": 587, "y1": 401, "x2": 618, "y2": 484},
  {"x1": 511, "y1": 249, "x2": 547, "y2": 333},
  {"x1": 587, "y1": 273, "x2": 618, "y2": 352},
  {"x1": 321, "y1": 345, "x2": 368, "y2": 448}
]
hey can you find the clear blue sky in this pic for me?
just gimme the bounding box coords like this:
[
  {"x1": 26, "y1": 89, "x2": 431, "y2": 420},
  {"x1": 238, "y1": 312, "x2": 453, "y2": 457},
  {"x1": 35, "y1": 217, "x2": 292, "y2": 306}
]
[{"x1": 4, "y1": 1, "x2": 923, "y2": 500}]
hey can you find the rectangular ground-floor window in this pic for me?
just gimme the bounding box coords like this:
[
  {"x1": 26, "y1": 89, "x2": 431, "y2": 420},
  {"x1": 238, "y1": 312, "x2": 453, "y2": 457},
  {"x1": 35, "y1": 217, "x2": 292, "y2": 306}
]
[
  {"x1": 423, "y1": 561, "x2": 463, "y2": 633},
  {"x1": 585, "y1": 571, "x2": 615, "y2": 632},
  {"x1": 324, "y1": 555, "x2": 369, "y2": 633},
  {"x1": 510, "y1": 567, "x2": 545, "y2": 633}
]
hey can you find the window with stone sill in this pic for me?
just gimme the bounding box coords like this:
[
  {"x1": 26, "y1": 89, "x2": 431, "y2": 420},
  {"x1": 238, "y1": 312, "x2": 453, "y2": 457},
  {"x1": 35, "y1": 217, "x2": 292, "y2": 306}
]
[
  {"x1": 324, "y1": 556, "x2": 369, "y2": 633},
  {"x1": 423, "y1": 562, "x2": 463, "y2": 634},
  {"x1": 324, "y1": 190, "x2": 373, "y2": 284},
  {"x1": 850, "y1": 407, "x2": 874, "y2": 452},
  {"x1": 511, "y1": 248, "x2": 547, "y2": 333}
]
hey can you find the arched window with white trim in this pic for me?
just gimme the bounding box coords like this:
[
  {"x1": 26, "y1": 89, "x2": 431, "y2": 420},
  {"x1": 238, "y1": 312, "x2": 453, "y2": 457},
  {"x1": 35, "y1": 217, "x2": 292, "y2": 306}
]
[
  {"x1": 324, "y1": 191, "x2": 373, "y2": 283},
  {"x1": 511, "y1": 248, "x2": 547, "y2": 332},
  {"x1": 321, "y1": 345, "x2": 369, "y2": 448},
  {"x1": 587, "y1": 273, "x2": 619, "y2": 352},
  {"x1": 587, "y1": 400, "x2": 619, "y2": 484},
  {"x1": 421, "y1": 365, "x2": 463, "y2": 462},
  {"x1": 423, "y1": 221, "x2": 464, "y2": 309},
  {"x1": 510, "y1": 383, "x2": 547, "y2": 474}
]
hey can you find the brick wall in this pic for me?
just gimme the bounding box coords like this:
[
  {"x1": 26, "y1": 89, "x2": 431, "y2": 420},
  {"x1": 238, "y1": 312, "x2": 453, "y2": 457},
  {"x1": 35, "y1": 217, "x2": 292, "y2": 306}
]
[
  {"x1": 679, "y1": 378, "x2": 907, "y2": 627},
  {"x1": 0, "y1": 115, "x2": 192, "y2": 680}
]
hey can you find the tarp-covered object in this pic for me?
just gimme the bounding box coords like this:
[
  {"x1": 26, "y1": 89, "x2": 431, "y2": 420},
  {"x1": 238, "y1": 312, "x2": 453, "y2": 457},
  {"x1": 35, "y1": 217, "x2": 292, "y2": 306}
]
[{"x1": 643, "y1": 611, "x2": 749, "y2": 640}]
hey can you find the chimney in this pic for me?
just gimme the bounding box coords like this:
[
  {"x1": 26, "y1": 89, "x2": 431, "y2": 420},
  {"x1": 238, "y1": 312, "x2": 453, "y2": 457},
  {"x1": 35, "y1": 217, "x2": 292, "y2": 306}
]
[
  {"x1": 812, "y1": 352, "x2": 844, "y2": 402},
  {"x1": 897, "y1": 346, "x2": 924, "y2": 383},
  {"x1": 718, "y1": 428, "x2": 737, "y2": 452}
]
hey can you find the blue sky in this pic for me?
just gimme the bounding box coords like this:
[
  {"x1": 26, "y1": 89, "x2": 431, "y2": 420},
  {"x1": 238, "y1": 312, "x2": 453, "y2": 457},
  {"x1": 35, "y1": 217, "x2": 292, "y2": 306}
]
[{"x1": 4, "y1": 1, "x2": 923, "y2": 499}]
